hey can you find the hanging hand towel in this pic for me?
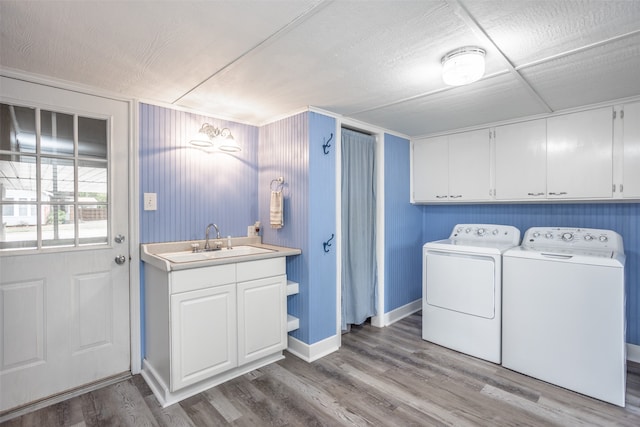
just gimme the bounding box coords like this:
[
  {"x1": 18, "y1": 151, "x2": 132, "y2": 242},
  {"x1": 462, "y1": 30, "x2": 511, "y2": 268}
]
[{"x1": 270, "y1": 190, "x2": 284, "y2": 229}]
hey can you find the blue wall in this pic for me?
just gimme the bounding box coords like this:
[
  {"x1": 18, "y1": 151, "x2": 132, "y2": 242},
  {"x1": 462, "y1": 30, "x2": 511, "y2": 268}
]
[
  {"x1": 422, "y1": 203, "x2": 640, "y2": 345},
  {"x1": 384, "y1": 134, "x2": 423, "y2": 312},
  {"x1": 139, "y1": 103, "x2": 259, "y2": 243},
  {"x1": 258, "y1": 111, "x2": 337, "y2": 344}
]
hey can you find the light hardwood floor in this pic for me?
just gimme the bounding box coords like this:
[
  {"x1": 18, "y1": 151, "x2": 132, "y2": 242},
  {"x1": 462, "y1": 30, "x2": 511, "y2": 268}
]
[{"x1": 3, "y1": 312, "x2": 640, "y2": 426}]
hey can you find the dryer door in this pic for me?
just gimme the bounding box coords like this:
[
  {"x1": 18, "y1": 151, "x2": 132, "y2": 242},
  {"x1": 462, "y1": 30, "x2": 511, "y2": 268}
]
[{"x1": 425, "y1": 250, "x2": 496, "y2": 319}]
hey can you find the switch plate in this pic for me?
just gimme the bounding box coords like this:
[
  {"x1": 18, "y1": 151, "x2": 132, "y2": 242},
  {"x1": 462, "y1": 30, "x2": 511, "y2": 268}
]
[{"x1": 144, "y1": 193, "x2": 157, "y2": 211}]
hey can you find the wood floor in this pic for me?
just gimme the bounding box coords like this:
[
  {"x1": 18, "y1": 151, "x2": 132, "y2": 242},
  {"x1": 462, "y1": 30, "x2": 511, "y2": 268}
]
[{"x1": 4, "y1": 312, "x2": 640, "y2": 426}]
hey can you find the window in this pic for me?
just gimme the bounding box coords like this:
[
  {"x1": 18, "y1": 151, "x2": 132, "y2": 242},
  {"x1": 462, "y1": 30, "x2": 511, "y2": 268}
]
[{"x1": 0, "y1": 103, "x2": 109, "y2": 250}]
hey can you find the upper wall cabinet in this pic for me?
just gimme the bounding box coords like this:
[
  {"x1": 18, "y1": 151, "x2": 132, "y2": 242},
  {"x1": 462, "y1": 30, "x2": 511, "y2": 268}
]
[
  {"x1": 622, "y1": 102, "x2": 640, "y2": 198},
  {"x1": 412, "y1": 130, "x2": 490, "y2": 202},
  {"x1": 494, "y1": 119, "x2": 547, "y2": 200},
  {"x1": 546, "y1": 107, "x2": 613, "y2": 199}
]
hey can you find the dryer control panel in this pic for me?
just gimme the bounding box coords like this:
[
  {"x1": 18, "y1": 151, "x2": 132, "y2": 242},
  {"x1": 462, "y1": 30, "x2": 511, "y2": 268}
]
[
  {"x1": 449, "y1": 224, "x2": 520, "y2": 245},
  {"x1": 522, "y1": 227, "x2": 624, "y2": 257}
]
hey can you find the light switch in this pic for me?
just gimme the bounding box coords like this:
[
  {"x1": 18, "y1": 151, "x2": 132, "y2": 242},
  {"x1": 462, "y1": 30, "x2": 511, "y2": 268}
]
[{"x1": 144, "y1": 193, "x2": 157, "y2": 211}]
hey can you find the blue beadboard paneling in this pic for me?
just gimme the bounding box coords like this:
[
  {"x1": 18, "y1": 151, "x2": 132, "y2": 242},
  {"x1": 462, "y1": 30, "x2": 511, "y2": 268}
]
[
  {"x1": 139, "y1": 103, "x2": 259, "y2": 244},
  {"x1": 259, "y1": 112, "x2": 310, "y2": 343},
  {"x1": 258, "y1": 111, "x2": 337, "y2": 345},
  {"x1": 384, "y1": 134, "x2": 423, "y2": 312},
  {"x1": 422, "y1": 203, "x2": 640, "y2": 345}
]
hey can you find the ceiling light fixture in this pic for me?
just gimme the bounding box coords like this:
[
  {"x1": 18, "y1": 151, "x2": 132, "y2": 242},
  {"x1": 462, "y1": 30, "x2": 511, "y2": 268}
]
[
  {"x1": 441, "y1": 46, "x2": 486, "y2": 86},
  {"x1": 189, "y1": 123, "x2": 241, "y2": 152}
]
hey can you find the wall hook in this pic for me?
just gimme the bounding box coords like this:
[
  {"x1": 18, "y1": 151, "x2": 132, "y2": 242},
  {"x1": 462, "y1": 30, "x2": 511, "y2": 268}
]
[
  {"x1": 323, "y1": 233, "x2": 335, "y2": 253},
  {"x1": 322, "y1": 133, "x2": 334, "y2": 155}
]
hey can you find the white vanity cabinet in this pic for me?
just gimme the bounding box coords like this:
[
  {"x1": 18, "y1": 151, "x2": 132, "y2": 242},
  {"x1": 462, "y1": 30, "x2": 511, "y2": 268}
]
[
  {"x1": 494, "y1": 119, "x2": 547, "y2": 200},
  {"x1": 621, "y1": 102, "x2": 640, "y2": 198},
  {"x1": 412, "y1": 130, "x2": 490, "y2": 202},
  {"x1": 546, "y1": 107, "x2": 613, "y2": 199},
  {"x1": 142, "y1": 256, "x2": 288, "y2": 407}
]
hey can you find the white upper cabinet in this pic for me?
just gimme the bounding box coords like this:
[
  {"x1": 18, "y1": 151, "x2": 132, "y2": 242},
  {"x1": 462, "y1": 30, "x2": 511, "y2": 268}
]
[
  {"x1": 622, "y1": 102, "x2": 640, "y2": 198},
  {"x1": 494, "y1": 119, "x2": 547, "y2": 200},
  {"x1": 412, "y1": 136, "x2": 449, "y2": 202},
  {"x1": 448, "y1": 129, "x2": 491, "y2": 201},
  {"x1": 546, "y1": 107, "x2": 613, "y2": 199}
]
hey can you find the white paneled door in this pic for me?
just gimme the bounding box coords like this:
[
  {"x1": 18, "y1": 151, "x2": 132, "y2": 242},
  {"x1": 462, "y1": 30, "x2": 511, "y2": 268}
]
[{"x1": 0, "y1": 77, "x2": 131, "y2": 412}]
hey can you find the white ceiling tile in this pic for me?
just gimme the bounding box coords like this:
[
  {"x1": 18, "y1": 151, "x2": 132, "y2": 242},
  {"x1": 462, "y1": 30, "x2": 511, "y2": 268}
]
[
  {"x1": 350, "y1": 73, "x2": 548, "y2": 136},
  {"x1": 462, "y1": 0, "x2": 640, "y2": 67},
  {"x1": 519, "y1": 33, "x2": 640, "y2": 111}
]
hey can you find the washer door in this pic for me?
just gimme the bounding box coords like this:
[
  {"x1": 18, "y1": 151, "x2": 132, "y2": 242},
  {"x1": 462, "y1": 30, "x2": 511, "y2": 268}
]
[{"x1": 425, "y1": 250, "x2": 496, "y2": 319}]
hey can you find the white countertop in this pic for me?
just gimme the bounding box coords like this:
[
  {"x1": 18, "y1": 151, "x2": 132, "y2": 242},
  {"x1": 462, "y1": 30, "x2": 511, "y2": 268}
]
[{"x1": 141, "y1": 237, "x2": 301, "y2": 271}]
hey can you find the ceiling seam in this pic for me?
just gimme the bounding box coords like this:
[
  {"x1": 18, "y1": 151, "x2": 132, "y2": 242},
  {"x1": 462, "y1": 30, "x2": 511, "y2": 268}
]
[
  {"x1": 514, "y1": 28, "x2": 640, "y2": 71},
  {"x1": 171, "y1": 0, "x2": 332, "y2": 105},
  {"x1": 446, "y1": 0, "x2": 553, "y2": 113}
]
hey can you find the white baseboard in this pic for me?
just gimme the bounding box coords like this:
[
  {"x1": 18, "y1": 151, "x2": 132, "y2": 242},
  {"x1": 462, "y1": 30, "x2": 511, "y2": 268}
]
[
  {"x1": 380, "y1": 299, "x2": 422, "y2": 327},
  {"x1": 287, "y1": 334, "x2": 340, "y2": 362},
  {"x1": 627, "y1": 343, "x2": 640, "y2": 363}
]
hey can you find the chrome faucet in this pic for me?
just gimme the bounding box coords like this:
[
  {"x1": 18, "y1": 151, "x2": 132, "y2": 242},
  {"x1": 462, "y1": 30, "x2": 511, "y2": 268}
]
[{"x1": 204, "y1": 223, "x2": 221, "y2": 250}]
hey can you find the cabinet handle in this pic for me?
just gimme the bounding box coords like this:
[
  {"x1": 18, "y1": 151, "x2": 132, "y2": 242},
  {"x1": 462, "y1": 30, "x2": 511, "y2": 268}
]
[
  {"x1": 548, "y1": 192, "x2": 567, "y2": 196},
  {"x1": 449, "y1": 195, "x2": 462, "y2": 199},
  {"x1": 527, "y1": 192, "x2": 545, "y2": 196},
  {"x1": 435, "y1": 195, "x2": 448, "y2": 199}
]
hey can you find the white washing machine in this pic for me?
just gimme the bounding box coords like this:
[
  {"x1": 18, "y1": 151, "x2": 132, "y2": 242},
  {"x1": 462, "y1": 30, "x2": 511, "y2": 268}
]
[
  {"x1": 422, "y1": 224, "x2": 521, "y2": 363},
  {"x1": 503, "y1": 227, "x2": 626, "y2": 407}
]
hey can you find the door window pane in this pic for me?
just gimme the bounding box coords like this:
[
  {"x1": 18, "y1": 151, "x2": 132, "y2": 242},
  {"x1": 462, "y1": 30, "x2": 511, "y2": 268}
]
[
  {"x1": 41, "y1": 110, "x2": 74, "y2": 155},
  {"x1": 42, "y1": 204, "x2": 75, "y2": 247},
  {"x1": 78, "y1": 117, "x2": 107, "y2": 159},
  {"x1": 0, "y1": 103, "x2": 110, "y2": 251},
  {"x1": 0, "y1": 104, "x2": 36, "y2": 153}
]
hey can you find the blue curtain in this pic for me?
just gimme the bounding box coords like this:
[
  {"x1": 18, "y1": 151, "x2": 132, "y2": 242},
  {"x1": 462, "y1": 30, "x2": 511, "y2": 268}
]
[{"x1": 341, "y1": 128, "x2": 377, "y2": 330}]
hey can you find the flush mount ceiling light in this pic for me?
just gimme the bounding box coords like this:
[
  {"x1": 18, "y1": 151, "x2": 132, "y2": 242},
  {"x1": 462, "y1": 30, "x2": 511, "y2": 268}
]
[
  {"x1": 441, "y1": 46, "x2": 486, "y2": 86},
  {"x1": 189, "y1": 123, "x2": 241, "y2": 152}
]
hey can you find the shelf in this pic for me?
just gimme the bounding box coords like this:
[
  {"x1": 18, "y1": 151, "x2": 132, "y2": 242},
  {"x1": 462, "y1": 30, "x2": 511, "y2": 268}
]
[
  {"x1": 286, "y1": 280, "x2": 299, "y2": 296},
  {"x1": 287, "y1": 314, "x2": 299, "y2": 332}
]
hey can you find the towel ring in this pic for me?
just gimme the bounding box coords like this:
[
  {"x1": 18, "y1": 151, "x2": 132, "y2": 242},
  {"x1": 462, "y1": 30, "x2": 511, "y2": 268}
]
[{"x1": 270, "y1": 176, "x2": 284, "y2": 191}]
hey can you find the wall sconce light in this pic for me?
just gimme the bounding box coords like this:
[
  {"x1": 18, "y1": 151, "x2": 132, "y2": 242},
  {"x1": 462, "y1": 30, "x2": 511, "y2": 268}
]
[
  {"x1": 441, "y1": 46, "x2": 485, "y2": 86},
  {"x1": 189, "y1": 123, "x2": 241, "y2": 152}
]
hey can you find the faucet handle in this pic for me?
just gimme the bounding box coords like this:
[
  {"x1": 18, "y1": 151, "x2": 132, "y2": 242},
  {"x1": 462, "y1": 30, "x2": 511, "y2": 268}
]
[{"x1": 191, "y1": 243, "x2": 200, "y2": 253}]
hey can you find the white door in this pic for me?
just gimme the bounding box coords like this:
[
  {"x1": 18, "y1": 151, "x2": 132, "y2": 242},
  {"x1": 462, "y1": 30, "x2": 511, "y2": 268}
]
[
  {"x1": 0, "y1": 77, "x2": 131, "y2": 412},
  {"x1": 547, "y1": 107, "x2": 613, "y2": 199},
  {"x1": 412, "y1": 136, "x2": 448, "y2": 202},
  {"x1": 494, "y1": 119, "x2": 547, "y2": 200},
  {"x1": 237, "y1": 275, "x2": 286, "y2": 365},
  {"x1": 448, "y1": 129, "x2": 491, "y2": 201}
]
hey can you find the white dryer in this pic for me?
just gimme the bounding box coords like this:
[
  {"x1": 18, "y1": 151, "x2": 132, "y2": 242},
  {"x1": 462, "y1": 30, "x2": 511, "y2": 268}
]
[
  {"x1": 502, "y1": 227, "x2": 626, "y2": 406},
  {"x1": 422, "y1": 224, "x2": 521, "y2": 363}
]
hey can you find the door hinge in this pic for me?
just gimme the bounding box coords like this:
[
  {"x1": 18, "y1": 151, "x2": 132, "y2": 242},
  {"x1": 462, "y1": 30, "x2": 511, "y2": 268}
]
[
  {"x1": 613, "y1": 110, "x2": 617, "y2": 119},
  {"x1": 621, "y1": 110, "x2": 625, "y2": 119},
  {"x1": 613, "y1": 184, "x2": 616, "y2": 193},
  {"x1": 621, "y1": 184, "x2": 624, "y2": 193}
]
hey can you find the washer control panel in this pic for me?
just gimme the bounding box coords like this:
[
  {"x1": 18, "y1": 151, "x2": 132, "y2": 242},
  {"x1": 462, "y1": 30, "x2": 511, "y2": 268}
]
[
  {"x1": 522, "y1": 227, "x2": 624, "y2": 257},
  {"x1": 449, "y1": 224, "x2": 520, "y2": 245}
]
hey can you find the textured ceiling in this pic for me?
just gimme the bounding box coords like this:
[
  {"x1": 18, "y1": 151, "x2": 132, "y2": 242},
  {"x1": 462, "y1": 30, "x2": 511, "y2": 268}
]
[{"x1": 1, "y1": 0, "x2": 639, "y2": 137}]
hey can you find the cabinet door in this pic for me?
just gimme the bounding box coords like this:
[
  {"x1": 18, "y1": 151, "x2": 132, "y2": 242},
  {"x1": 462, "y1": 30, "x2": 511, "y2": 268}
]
[
  {"x1": 622, "y1": 102, "x2": 640, "y2": 198},
  {"x1": 170, "y1": 284, "x2": 237, "y2": 391},
  {"x1": 495, "y1": 119, "x2": 547, "y2": 200},
  {"x1": 412, "y1": 136, "x2": 449, "y2": 202},
  {"x1": 448, "y1": 129, "x2": 491, "y2": 201},
  {"x1": 547, "y1": 107, "x2": 613, "y2": 199},
  {"x1": 237, "y1": 275, "x2": 286, "y2": 365}
]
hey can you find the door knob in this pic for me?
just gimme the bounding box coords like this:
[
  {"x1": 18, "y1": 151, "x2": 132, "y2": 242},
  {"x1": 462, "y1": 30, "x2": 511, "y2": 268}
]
[
  {"x1": 115, "y1": 255, "x2": 127, "y2": 265},
  {"x1": 114, "y1": 234, "x2": 125, "y2": 244}
]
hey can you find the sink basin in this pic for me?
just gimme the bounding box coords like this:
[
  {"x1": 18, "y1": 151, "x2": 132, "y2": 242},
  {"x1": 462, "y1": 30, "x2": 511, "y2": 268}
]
[{"x1": 158, "y1": 245, "x2": 274, "y2": 263}]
